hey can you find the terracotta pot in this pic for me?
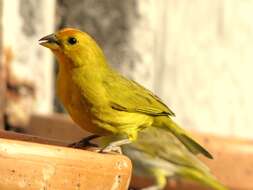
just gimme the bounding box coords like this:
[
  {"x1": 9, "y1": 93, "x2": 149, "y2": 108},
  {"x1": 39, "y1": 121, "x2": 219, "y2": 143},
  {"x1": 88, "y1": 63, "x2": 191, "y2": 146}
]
[{"x1": 0, "y1": 136, "x2": 132, "y2": 190}]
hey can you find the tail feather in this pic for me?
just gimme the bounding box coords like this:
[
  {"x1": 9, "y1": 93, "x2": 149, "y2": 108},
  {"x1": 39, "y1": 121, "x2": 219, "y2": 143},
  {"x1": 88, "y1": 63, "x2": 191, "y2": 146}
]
[
  {"x1": 181, "y1": 168, "x2": 229, "y2": 190},
  {"x1": 155, "y1": 117, "x2": 213, "y2": 159},
  {"x1": 179, "y1": 134, "x2": 213, "y2": 159}
]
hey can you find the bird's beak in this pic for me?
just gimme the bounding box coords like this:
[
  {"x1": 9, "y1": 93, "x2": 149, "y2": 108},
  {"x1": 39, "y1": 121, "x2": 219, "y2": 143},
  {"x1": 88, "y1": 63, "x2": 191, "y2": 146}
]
[{"x1": 39, "y1": 33, "x2": 60, "y2": 50}]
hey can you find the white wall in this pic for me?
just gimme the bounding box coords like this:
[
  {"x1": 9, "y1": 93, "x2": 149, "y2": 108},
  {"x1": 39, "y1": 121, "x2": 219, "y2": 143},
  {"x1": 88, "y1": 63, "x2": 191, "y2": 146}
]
[
  {"x1": 153, "y1": 0, "x2": 253, "y2": 139},
  {"x1": 3, "y1": 0, "x2": 55, "y2": 125}
]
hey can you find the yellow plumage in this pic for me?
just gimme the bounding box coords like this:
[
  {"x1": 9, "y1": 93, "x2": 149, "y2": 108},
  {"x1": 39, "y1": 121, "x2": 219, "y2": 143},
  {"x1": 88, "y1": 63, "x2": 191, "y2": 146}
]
[{"x1": 39, "y1": 28, "x2": 212, "y2": 158}]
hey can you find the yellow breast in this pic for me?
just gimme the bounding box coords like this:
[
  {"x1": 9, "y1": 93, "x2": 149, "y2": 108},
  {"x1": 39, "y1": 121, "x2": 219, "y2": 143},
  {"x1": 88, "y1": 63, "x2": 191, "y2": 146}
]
[{"x1": 56, "y1": 63, "x2": 108, "y2": 135}]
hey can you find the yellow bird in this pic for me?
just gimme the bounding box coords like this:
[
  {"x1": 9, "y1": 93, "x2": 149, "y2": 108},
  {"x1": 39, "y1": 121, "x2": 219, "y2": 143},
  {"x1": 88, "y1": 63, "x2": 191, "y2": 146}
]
[{"x1": 39, "y1": 28, "x2": 212, "y2": 157}]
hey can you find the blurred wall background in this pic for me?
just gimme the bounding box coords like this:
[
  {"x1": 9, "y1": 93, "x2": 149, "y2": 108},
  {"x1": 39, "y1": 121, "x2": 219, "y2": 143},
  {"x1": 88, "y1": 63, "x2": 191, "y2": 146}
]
[
  {"x1": 1, "y1": 0, "x2": 55, "y2": 128},
  {"x1": 1, "y1": 0, "x2": 252, "y2": 139}
]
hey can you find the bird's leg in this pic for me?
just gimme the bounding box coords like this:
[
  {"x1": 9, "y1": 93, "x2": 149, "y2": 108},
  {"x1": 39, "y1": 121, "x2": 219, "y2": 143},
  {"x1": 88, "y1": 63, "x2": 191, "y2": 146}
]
[
  {"x1": 100, "y1": 139, "x2": 131, "y2": 154},
  {"x1": 142, "y1": 168, "x2": 167, "y2": 190},
  {"x1": 69, "y1": 134, "x2": 100, "y2": 148}
]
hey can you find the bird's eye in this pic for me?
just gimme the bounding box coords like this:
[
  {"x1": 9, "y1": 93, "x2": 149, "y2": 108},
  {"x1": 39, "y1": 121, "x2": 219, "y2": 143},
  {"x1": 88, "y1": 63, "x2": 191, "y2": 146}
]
[{"x1": 67, "y1": 37, "x2": 77, "y2": 45}]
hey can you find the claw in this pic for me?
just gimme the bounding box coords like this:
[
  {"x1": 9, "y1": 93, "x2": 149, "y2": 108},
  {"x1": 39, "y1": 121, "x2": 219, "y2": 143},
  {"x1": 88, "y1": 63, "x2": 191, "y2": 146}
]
[
  {"x1": 69, "y1": 134, "x2": 100, "y2": 148},
  {"x1": 100, "y1": 145, "x2": 123, "y2": 154},
  {"x1": 99, "y1": 139, "x2": 131, "y2": 154}
]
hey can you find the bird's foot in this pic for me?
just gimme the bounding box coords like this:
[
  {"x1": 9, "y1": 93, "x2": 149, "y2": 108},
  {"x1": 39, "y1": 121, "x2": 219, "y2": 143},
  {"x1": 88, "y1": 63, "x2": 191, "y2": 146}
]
[
  {"x1": 69, "y1": 134, "x2": 100, "y2": 148},
  {"x1": 99, "y1": 139, "x2": 131, "y2": 154},
  {"x1": 100, "y1": 145, "x2": 123, "y2": 154}
]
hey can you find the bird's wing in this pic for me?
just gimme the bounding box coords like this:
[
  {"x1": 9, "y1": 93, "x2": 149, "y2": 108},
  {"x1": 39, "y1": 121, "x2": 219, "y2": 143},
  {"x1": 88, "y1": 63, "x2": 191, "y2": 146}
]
[
  {"x1": 104, "y1": 72, "x2": 175, "y2": 116},
  {"x1": 104, "y1": 72, "x2": 212, "y2": 159}
]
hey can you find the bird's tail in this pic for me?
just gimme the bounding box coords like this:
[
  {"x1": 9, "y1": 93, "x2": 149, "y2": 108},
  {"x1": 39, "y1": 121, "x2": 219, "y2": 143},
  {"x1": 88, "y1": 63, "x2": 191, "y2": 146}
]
[
  {"x1": 180, "y1": 168, "x2": 229, "y2": 190},
  {"x1": 154, "y1": 116, "x2": 213, "y2": 159}
]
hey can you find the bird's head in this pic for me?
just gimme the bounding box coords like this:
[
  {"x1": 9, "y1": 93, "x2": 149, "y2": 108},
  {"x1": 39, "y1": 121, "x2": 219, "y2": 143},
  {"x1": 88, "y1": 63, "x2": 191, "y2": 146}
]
[{"x1": 39, "y1": 28, "x2": 106, "y2": 68}]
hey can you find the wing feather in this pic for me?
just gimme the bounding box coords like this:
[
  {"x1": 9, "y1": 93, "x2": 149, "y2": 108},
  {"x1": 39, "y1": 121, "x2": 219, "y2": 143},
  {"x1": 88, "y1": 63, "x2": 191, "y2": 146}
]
[{"x1": 104, "y1": 72, "x2": 175, "y2": 116}]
